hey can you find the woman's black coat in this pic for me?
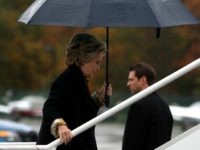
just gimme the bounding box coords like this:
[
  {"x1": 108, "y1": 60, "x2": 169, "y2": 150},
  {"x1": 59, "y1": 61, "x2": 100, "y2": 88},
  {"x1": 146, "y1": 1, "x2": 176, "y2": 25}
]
[
  {"x1": 122, "y1": 92, "x2": 173, "y2": 150},
  {"x1": 37, "y1": 64, "x2": 99, "y2": 150}
]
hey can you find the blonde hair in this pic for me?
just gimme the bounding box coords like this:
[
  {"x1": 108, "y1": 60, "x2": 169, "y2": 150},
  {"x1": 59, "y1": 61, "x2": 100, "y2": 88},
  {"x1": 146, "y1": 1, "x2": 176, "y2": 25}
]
[{"x1": 65, "y1": 33, "x2": 106, "y2": 67}]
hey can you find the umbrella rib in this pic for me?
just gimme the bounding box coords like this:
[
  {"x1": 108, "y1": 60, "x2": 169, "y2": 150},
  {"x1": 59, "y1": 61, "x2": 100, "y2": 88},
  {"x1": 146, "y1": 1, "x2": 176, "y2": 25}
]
[
  {"x1": 86, "y1": 0, "x2": 95, "y2": 27},
  {"x1": 146, "y1": 0, "x2": 162, "y2": 27},
  {"x1": 18, "y1": 0, "x2": 46, "y2": 24}
]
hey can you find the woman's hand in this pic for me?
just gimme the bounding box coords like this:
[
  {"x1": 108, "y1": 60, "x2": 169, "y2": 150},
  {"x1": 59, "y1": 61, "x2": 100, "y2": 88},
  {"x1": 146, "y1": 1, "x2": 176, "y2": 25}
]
[
  {"x1": 58, "y1": 125, "x2": 73, "y2": 145},
  {"x1": 98, "y1": 83, "x2": 112, "y2": 105}
]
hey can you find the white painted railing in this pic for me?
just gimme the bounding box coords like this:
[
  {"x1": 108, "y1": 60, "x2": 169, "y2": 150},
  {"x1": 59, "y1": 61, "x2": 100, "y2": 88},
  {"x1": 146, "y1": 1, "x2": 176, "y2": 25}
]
[{"x1": 0, "y1": 58, "x2": 200, "y2": 150}]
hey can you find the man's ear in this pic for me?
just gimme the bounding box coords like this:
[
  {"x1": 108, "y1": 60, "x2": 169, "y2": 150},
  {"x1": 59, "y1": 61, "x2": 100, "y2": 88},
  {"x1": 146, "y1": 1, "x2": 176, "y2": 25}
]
[{"x1": 140, "y1": 76, "x2": 147, "y2": 84}]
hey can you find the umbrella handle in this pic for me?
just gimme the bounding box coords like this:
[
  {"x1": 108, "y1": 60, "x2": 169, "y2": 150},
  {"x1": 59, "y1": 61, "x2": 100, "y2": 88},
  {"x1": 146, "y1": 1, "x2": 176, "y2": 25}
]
[{"x1": 105, "y1": 95, "x2": 110, "y2": 107}]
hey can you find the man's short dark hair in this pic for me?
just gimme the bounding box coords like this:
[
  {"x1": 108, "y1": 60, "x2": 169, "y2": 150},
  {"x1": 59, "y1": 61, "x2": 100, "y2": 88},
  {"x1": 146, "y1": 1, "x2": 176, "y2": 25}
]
[{"x1": 129, "y1": 63, "x2": 156, "y2": 85}]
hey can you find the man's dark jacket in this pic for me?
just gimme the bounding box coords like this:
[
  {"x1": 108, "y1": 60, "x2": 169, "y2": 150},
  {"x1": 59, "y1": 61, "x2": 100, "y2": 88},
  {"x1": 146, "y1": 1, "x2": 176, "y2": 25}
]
[
  {"x1": 122, "y1": 92, "x2": 173, "y2": 150},
  {"x1": 37, "y1": 64, "x2": 99, "y2": 150}
]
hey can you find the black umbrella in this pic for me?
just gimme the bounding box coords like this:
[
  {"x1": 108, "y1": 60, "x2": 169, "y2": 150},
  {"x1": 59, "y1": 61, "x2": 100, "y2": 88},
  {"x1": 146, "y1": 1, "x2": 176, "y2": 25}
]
[
  {"x1": 18, "y1": 0, "x2": 200, "y2": 107},
  {"x1": 19, "y1": 0, "x2": 199, "y2": 27}
]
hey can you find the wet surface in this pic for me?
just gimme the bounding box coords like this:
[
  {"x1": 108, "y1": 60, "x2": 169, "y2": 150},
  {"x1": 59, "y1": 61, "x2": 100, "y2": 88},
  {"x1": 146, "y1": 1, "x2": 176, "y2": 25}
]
[
  {"x1": 96, "y1": 123, "x2": 124, "y2": 150},
  {"x1": 18, "y1": 118, "x2": 183, "y2": 150}
]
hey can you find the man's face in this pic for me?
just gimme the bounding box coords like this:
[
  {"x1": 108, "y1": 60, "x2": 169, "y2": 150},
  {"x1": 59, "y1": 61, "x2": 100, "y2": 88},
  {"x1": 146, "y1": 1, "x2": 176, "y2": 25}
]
[{"x1": 127, "y1": 71, "x2": 144, "y2": 94}]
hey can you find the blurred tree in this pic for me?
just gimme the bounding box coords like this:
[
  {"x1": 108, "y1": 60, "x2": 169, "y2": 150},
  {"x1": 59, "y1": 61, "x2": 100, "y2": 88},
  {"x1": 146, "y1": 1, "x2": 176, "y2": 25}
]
[{"x1": 0, "y1": 0, "x2": 199, "y2": 104}]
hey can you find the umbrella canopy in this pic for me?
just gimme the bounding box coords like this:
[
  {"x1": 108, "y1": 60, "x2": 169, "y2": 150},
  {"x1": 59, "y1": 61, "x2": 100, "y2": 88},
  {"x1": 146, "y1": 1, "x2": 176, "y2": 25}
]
[
  {"x1": 19, "y1": 0, "x2": 199, "y2": 27},
  {"x1": 18, "y1": 0, "x2": 200, "y2": 107}
]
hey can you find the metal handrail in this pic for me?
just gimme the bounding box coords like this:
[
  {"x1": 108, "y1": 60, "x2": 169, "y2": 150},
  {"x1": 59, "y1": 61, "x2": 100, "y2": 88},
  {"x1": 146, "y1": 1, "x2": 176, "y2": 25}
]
[{"x1": 0, "y1": 58, "x2": 200, "y2": 150}]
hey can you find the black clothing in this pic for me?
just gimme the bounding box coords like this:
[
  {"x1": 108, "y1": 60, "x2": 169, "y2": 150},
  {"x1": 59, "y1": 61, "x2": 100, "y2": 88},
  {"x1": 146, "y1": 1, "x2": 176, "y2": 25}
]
[
  {"x1": 37, "y1": 64, "x2": 99, "y2": 150},
  {"x1": 122, "y1": 92, "x2": 173, "y2": 150}
]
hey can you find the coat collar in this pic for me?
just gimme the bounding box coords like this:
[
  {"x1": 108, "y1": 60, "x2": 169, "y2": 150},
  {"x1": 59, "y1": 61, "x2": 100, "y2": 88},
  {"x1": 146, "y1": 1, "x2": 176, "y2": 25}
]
[{"x1": 67, "y1": 64, "x2": 88, "y2": 82}]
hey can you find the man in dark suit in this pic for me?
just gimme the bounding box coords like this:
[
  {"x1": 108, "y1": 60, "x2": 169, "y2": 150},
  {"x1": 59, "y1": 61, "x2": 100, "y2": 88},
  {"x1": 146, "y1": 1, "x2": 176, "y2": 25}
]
[{"x1": 122, "y1": 63, "x2": 173, "y2": 150}]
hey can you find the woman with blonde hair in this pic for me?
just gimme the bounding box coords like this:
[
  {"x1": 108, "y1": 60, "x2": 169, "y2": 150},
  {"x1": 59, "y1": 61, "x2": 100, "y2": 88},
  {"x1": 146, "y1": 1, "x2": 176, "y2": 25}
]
[{"x1": 37, "y1": 33, "x2": 112, "y2": 150}]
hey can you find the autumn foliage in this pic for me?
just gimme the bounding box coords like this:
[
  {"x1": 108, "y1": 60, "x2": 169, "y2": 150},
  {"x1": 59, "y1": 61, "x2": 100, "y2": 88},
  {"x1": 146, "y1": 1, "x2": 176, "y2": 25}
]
[{"x1": 0, "y1": 0, "x2": 199, "y2": 101}]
